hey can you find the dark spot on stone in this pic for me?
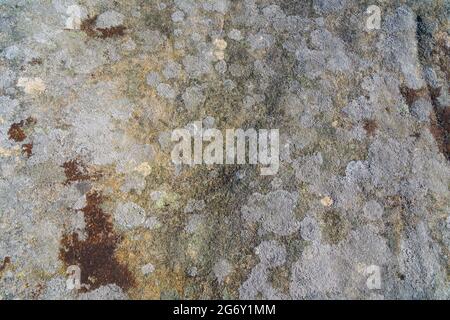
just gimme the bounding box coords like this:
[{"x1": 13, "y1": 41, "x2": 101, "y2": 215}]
[
  {"x1": 320, "y1": 210, "x2": 348, "y2": 245},
  {"x1": 8, "y1": 121, "x2": 26, "y2": 142},
  {"x1": 29, "y1": 58, "x2": 42, "y2": 65},
  {"x1": 363, "y1": 119, "x2": 378, "y2": 136},
  {"x1": 144, "y1": 10, "x2": 173, "y2": 37},
  {"x1": 398, "y1": 273, "x2": 406, "y2": 280},
  {"x1": 81, "y1": 15, "x2": 126, "y2": 39},
  {"x1": 0, "y1": 256, "x2": 11, "y2": 273},
  {"x1": 7, "y1": 117, "x2": 36, "y2": 142},
  {"x1": 429, "y1": 107, "x2": 449, "y2": 160},
  {"x1": 80, "y1": 15, "x2": 98, "y2": 38},
  {"x1": 97, "y1": 26, "x2": 126, "y2": 39},
  {"x1": 410, "y1": 132, "x2": 421, "y2": 139},
  {"x1": 59, "y1": 191, "x2": 134, "y2": 292},
  {"x1": 399, "y1": 86, "x2": 448, "y2": 159},
  {"x1": 21, "y1": 143, "x2": 33, "y2": 157},
  {"x1": 399, "y1": 86, "x2": 428, "y2": 107},
  {"x1": 62, "y1": 159, "x2": 100, "y2": 185}
]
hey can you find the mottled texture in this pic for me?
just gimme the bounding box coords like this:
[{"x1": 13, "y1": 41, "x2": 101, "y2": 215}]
[{"x1": 0, "y1": 0, "x2": 449, "y2": 300}]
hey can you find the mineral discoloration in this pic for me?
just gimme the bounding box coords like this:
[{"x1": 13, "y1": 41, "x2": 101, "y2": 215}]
[
  {"x1": 0, "y1": 0, "x2": 449, "y2": 300},
  {"x1": 59, "y1": 191, "x2": 135, "y2": 291},
  {"x1": 81, "y1": 15, "x2": 126, "y2": 39},
  {"x1": 7, "y1": 117, "x2": 36, "y2": 142}
]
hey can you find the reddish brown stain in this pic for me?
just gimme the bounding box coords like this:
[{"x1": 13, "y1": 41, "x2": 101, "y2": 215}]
[
  {"x1": 7, "y1": 117, "x2": 36, "y2": 142},
  {"x1": 59, "y1": 191, "x2": 134, "y2": 291},
  {"x1": 0, "y1": 256, "x2": 11, "y2": 273},
  {"x1": 22, "y1": 143, "x2": 33, "y2": 158},
  {"x1": 81, "y1": 15, "x2": 126, "y2": 39},
  {"x1": 62, "y1": 159, "x2": 101, "y2": 185},
  {"x1": 97, "y1": 26, "x2": 126, "y2": 39},
  {"x1": 363, "y1": 119, "x2": 378, "y2": 137},
  {"x1": 29, "y1": 58, "x2": 42, "y2": 65},
  {"x1": 399, "y1": 86, "x2": 428, "y2": 107},
  {"x1": 400, "y1": 85, "x2": 449, "y2": 160},
  {"x1": 427, "y1": 86, "x2": 449, "y2": 160},
  {"x1": 8, "y1": 122, "x2": 26, "y2": 142},
  {"x1": 80, "y1": 16, "x2": 98, "y2": 37},
  {"x1": 430, "y1": 105, "x2": 449, "y2": 160}
]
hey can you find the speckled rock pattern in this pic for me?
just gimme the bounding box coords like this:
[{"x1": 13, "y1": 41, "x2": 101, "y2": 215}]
[{"x1": 0, "y1": 0, "x2": 449, "y2": 300}]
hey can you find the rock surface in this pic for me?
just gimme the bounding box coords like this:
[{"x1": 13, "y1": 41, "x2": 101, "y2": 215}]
[{"x1": 0, "y1": 0, "x2": 448, "y2": 299}]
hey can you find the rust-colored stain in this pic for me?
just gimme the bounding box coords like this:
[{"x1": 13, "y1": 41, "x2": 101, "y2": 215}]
[
  {"x1": 59, "y1": 191, "x2": 134, "y2": 291},
  {"x1": 430, "y1": 106, "x2": 449, "y2": 160},
  {"x1": 428, "y1": 86, "x2": 449, "y2": 160},
  {"x1": 8, "y1": 122, "x2": 26, "y2": 142},
  {"x1": 363, "y1": 119, "x2": 378, "y2": 137},
  {"x1": 97, "y1": 26, "x2": 126, "y2": 39},
  {"x1": 400, "y1": 85, "x2": 449, "y2": 160},
  {"x1": 22, "y1": 143, "x2": 33, "y2": 158},
  {"x1": 399, "y1": 86, "x2": 428, "y2": 107},
  {"x1": 28, "y1": 58, "x2": 42, "y2": 65},
  {"x1": 81, "y1": 15, "x2": 126, "y2": 39},
  {"x1": 7, "y1": 117, "x2": 36, "y2": 142},
  {"x1": 0, "y1": 256, "x2": 11, "y2": 273},
  {"x1": 62, "y1": 159, "x2": 101, "y2": 185},
  {"x1": 80, "y1": 16, "x2": 98, "y2": 38}
]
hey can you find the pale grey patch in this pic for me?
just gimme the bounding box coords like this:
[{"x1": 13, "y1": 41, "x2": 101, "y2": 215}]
[
  {"x1": 368, "y1": 139, "x2": 411, "y2": 194},
  {"x1": 228, "y1": 29, "x2": 243, "y2": 41},
  {"x1": 248, "y1": 33, "x2": 274, "y2": 51},
  {"x1": 95, "y1": 10, "x2": 125, "y2": 29},
  {"x1": 342, "y1": 96, "x2": 373, "y2": 122},
  {"x1": 174, "y1": 0, "x2": 198, "y2": 14},
  {"x1": 241, "y1": 190, "x2": 300, "y2": 236},
  {"x1": 146, "y1": 72, "x2": 161, "y2": 87},
  {"x1": 410, "y1": 98, "x2": 433, "y2": 122},
  {"x1": 163, "y1": 61, "x2": 182, "y2": 79},
  {"x1": 215, "y1": 60, "x2": 227, "y2": 74},
  {"x1": 300, "y1": 215, "x2": 321, "y2": 242},
  {"x1": 137, "y1": 30, "x2": 166, "y2": 52},
  {"x1": 223, "y1": 79, "x2": 236, "y2": 91},
  {"x1": 379, "y1": 6, "x2": 426, "y2": 89},
  {"x1": 141, "y1": 263, "x2": 155, "y2": 275},
  {"x1": 158, "y1": 131, "x2": 172, "y2": 151},
  {"x1": 202, "y1": 0, "x2": 230, "y2": 14},
  {"x1": 213, "y1": 259, "x2": 232, "y2": 284},
  {"x1": 114, "y1": 202, "x2": 146, "y2": 230},
  {"x1": 398, "y1": 222, "x2": 445, "y2": 299},
  {"x1": 0, "y1": 69, "x2": 16, "y2": 90},
  {"x1": 183, "y1": 55, "x2": 212, "y2": 78},
  {"x1": 171, "y1": 10, "x2": 185, "y2": 22},
  {"x1": 182, "y1": 85, "x2": 205, "y2": 111},
  {"x1": 185, "y1": 214, "x2": 204, "y2": 234},
  {"x1": 143, "y1": 216, "x2": 160, "y2": 230},
  {"x1": 41, "y1": 277, "x2": 74, "y2": 300},
  {"x1": 255, "y1": 241, "x2": 286, "y2": 268},
  {"x1": 363, "y1": 200, "x2": 384, "y2": 221},
  {"x1": 239, "y1": 241, "x2": 289, "y2": 300},
  {"x1": 203, "y1": 116, "x2": 215, "y2": 128},
  {"x1": 293, "y1": 152, "x2": 323, "y2": 185},
  {"x1": 184, "y1": 199, "x2": 206, "y2": 213},
  {"x1": 313, "y1": 0, "x2": 347, "y2": 14},
  {"x1": 78, "y1": 284, "x2": 127, "y2": 300},
  {"x1": 120, "y1": 173, "x2": 146, "y2": 194},
  {"x1": 156, "y1": 83, "x2": 176, "y2": 99},
  {"x1": 290, "y1": 244, "x2": 340, "y2": 299}
]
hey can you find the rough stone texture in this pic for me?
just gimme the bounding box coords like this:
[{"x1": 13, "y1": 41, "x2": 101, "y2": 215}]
[{"x1": 0, "y1": 0, "x2": 449, "y2": 300}]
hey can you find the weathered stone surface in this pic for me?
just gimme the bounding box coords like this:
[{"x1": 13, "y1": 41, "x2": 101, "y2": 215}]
[{"x1": 0, "y1": 0, "x2": 448, "y2": 300}]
